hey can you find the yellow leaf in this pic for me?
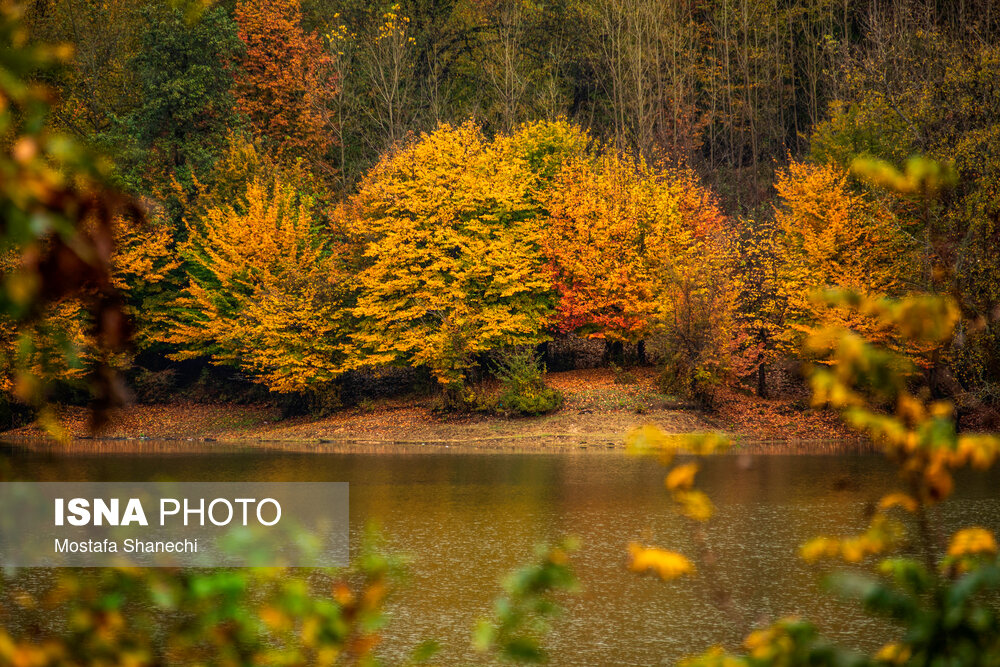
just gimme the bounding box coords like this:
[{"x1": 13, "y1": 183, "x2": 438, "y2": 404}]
[
  {"x1": 666, "y1": 463, "x2": 699, "y2": 491},
  {"x1": 948, "y1": 528, "x2": 998, "y2": 557},
  {"x1": 627, "y1": 542, "x2": 695, "y2": 580},
  {"x1": 672, "y1": 489, "x2": 714, "y2": 522},
  {"x1": 878, "y1": 493, "x2": 918, "y2": 513},
  {"x1": 800, "y1": 537, "x2": 838, "y2": 564},
  {"x1": 875, "y1": 642, "x2": 911, "y2": 665}
]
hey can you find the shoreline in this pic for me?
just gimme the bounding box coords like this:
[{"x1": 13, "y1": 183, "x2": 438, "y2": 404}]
[
  {"x1": 0, "y1": 435, "x2": 875, "y2": 456},
  {"x1": 0, "y1": 369, "x2": 857, "y2": 450}
]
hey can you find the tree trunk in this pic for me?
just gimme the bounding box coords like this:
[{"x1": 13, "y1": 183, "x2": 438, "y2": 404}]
[
  {"x1": 757, "y1": 363, "x2": 767, "y2": 399},
  {"x1": 603, "y1": 339, "x2": 625, "y2": 366},
  {"x1": 537, "y1": 341, "x2": 551, "y2": 369}
]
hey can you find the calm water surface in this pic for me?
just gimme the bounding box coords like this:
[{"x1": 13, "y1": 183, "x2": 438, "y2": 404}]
[{"x1": 2, "y1": 441, "x2": 998, "y2": 666}]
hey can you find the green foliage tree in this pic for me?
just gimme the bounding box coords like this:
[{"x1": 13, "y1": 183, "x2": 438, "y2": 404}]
[
  {"x1": 22, "y1": 0, "x2": 148, "y2": 140},
  {"x1": 115, "y1": 4, "x2": 242, "y2": 195}
]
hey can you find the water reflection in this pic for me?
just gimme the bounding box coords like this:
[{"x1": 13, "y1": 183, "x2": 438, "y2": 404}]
[{"x1": 1, "y1": 442, "x2": 997, "y2": 666}]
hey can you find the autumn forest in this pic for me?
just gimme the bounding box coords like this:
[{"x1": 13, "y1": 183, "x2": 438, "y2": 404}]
[
  {"x1": 6, "y1": 0, "x2": 1000, "y2": 664},
  {"x1": 4, "y1": 0, "x2": 1000, "y2": 427}
]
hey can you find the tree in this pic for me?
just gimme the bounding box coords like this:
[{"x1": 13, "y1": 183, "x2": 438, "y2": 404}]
[
  {"x1": 533, "y1": 138, "x2": 735, "y2": 400},
  {"x1": 810, "y1": 28, "x2": 1000, "y2": 400},
  {"x1": 161, "y1": 173, "x2": 352, "y2": 402},
  {"x1": 118, "y1": 4, "x2": 242, "y2": 195},
  {"x1": 347, "y1": 121, "x2": 554, "y2": 403},
  {"x1": 773, "y1": 159, "x2": 918, "y2": 353},
  {"x1": 23, "y1": 0, "x2": 149, "y2": 140},
  {"x1": 540, "y1": 149, "x2": 726, "y2": 346},
  {"x1": 652, "y1": 168, "x2": 736, "y2": 404},
  {"x1": 728, "y1": 215, "x2": 787, "y2": 397},
  {"x1": 594, "y1": 0, "x2": 705, "y2": 161},
  {"x1": 324, "y1": 13, "x2": 358, "y2": 192},
  {"x1": 357, "y1": 3, "x2": 416, "y2": 151},
  {"x1": 234, "y1": 0, "x2": 336, "y2": 172},
  {"x1": 540, "y1": 151, "x2": 661, "y2": 343},
  {"x1": 1, "y1": 255, "x2": 102, "y2": 414},
  {"x1": 478, "y1": 0, "x2": 533, "y2": 133}
]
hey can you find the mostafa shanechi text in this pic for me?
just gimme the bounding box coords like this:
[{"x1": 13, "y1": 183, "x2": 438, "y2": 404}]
[{"x1": 0, "y1": 482, "x2": 349, "y2": 567}]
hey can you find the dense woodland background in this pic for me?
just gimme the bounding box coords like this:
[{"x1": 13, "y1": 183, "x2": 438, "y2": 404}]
[{"x1": 4, "y1": 0, "x2": 1000, "y2": 424}]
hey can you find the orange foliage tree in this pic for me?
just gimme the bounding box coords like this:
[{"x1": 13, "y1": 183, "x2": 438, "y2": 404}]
[
  {"x1": 539, "y1": 148, "x2": 732, "y2": 397},
  {"x1": 161, "y1": 174, "x2": 352, "y2": 401},
  {"x1": 540, "y1": 152, "x2": 660, "y2": 342},
  {"x1": 541, "y1": 152, "x2": 726, "y2": 339},
  {"x1": 234, "y1": 0, "x2": 335, "y2": 171},
  {"x1": 345, "y1": 122, "x2": 554, "y2": 402}
]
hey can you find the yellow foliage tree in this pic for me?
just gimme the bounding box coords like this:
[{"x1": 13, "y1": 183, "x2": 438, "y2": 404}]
[
  {"x1": 774, "y1": 160, "x2": 919, "y2": 352},
  {"x1": 111, "y1": 215, "x2": 180, "y2": 350},
  {"x1": 161, "y1": 176, "x2": 352, "y2": 398},
  {"x1": 346, "y1": 121, "x2": 554, "y2": 401},
  {"x1": 504, "y1": 119, "x2": 593, "y2": 200}
]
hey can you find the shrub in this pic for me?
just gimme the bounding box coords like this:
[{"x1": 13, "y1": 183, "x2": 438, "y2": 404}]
[
  {"x1": 487, "y1": 348, "x2": 564, "y2": 417},
  {"x1": 611, "y1": 363, "x2": 637, "y2": 385},
  {"x1": 433, "y1": 383, "x2": 480, "y2": 413},
  {"x1": 132, "y1": 368, "x2": 179, "y2": 403},
  {"x1": 657, "y1": 351, "x2": 726, "y2": 409}
]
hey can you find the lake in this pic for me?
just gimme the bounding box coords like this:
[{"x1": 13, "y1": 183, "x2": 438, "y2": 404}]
[{"x1": 2, "y1": 441, "x2": 998, "y2": 666}]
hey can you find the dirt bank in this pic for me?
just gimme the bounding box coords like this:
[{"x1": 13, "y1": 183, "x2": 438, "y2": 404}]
[{"x1": 1, "y1": 369, "x2": 853, "y2": 446}]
